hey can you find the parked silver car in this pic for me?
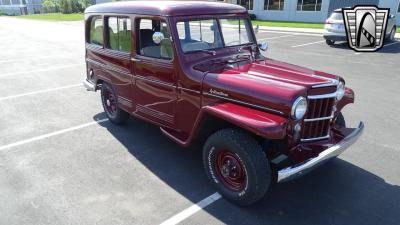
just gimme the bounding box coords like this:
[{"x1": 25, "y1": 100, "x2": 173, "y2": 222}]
[{"x1": 323, "y1": 9, "x2": 397, "y2": 45}]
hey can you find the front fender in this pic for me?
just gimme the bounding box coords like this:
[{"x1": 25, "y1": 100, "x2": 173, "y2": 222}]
[
  {"x1": 203, "y1": 103, "x2": 287, "y2": 140},
  {"x1": 337, "y1": 87, "x2": 355, "y2": 112}
]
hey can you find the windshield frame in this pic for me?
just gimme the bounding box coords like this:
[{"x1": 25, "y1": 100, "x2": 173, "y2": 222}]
[{"x1": 174, "y1": 16, "x2": 256, "y2": 55}]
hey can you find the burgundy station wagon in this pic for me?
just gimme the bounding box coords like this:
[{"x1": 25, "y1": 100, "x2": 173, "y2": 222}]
[{"x1": 83, "y1": 1, "x2": 364, "y2": 205}]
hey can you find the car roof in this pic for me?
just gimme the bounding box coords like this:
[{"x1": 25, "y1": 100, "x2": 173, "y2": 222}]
[{"x1": 85, "y1": 1, "x2": 247, "y2": 16}]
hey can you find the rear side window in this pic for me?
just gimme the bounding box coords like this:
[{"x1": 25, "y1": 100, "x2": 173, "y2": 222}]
[
  {"x1": 329, "y1": 12, "x2": 343, "y2": 20},
  {"x1": 107, "y1": 17, "x2": 132, "y2": 53},
  {"x1": 90, "y1": 16, "x2": 103, "y2": 46}
]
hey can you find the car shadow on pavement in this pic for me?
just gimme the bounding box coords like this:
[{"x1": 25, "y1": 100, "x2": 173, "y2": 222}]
[
  {"x1": 328, "y1": 41, "x2": 400, "y2": 54},
  {"x1": 94, "y1": 113, "x2": 400, "y2": 225}
]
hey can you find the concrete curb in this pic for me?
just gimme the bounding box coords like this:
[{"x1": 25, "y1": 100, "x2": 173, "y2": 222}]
[{"x1": 256, "y1": 25, "x2": 400, "y2": 39}]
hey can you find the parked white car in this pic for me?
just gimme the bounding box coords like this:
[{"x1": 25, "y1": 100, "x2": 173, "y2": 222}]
[{"x1": 323, "y1": 9, "x2": 397, "y2": 45}]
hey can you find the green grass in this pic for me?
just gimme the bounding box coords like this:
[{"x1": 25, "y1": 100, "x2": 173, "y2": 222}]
[
  {"x1": 16, "y1": 13, "x2": 83, "y2": 21},
  {"x1": 251, "y1": 20, "x2": 325, "y2": 29},
  {"x1": 397, "y1": 27, "x2": 400, "y2": 33}
]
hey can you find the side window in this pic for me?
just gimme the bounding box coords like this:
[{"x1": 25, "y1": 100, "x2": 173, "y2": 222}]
[
  {"x1": 137, "y1": 18, "x2": 173, "y2": 60},
  {"x1": 107, "y1": 17, "x2": 131, "y2": 52},
  {"x1": 90, "y1": 16, "x2": 103, "y2": 46}
]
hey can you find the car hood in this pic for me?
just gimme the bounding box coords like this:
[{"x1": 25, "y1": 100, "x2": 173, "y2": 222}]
[{"x1": 201, "y1": 58, "x2": 339, "y2": 116}]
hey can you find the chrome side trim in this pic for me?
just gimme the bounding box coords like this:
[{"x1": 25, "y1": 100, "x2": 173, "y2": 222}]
[
  {"x1": 135, "y1": 75, "x2": 176, "y2": 88},
  {"x1": 83, "y1": 79, "x2": 96, "y2": 92},
  {"x1": 278, "y1": 122, "x2": 364, "y2": 183},
  {"x1": 204, "y1": 92, "x2": 285, "y2": 115},
  {"x1": 308, "y1": 92, "x2": 337, "y2": 99}
]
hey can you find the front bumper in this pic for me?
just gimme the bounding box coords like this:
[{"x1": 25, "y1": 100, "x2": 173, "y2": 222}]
[
  {"x1": 83, "y1": 79, "x2": 96, "y2": 92},
  {"x1": 277, "y1": 122, "x2": 364, "y2": 183}
]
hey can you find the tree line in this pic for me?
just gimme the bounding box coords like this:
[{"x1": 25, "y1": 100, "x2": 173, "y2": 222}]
[{"x1": 42, "y1": 0, "x2": 91, "y2": 14}]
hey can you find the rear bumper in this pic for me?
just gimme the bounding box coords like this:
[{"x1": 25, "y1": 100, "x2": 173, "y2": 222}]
[
  {"x1": 277, "y1": 122, "x2": 364, "y2": 183},
  {"x1": 83, "y1": 79, "x2": 96, "y2": 92},
  {"x1": 323, "y1": 30, "x2": 347, "y2": 42}
]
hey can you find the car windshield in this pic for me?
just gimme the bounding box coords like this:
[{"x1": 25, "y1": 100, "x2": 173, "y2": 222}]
[{"x1": 176, "y1": 18, "x2": 254, "y2": 53}]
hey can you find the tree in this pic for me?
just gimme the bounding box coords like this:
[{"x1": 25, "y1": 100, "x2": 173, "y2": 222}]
[{"x1": 42, "y1": 0, "x2": 56, "y2": 13}]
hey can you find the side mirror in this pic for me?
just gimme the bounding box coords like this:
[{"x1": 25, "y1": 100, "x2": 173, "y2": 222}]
[
  {"x1": 259, "y1": 42, "x2": 268, "y2": 51},
  {"x1": 152, "y1": 32, "x2": 165, "y2": 45},
  {"x1": 254, "y1": 25, "x2": 259, "y2": 34}
]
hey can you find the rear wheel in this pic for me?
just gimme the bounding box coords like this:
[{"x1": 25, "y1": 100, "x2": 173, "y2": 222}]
[
  {"x1": 203, "y1": 128, "x2": 271, "y2": 206},
  {"x1": 326, "y1": 39, "x2": 335, "y2": 45},
  {"x1": 101, "y1": 82, "x2": 129, "y2": 125}
]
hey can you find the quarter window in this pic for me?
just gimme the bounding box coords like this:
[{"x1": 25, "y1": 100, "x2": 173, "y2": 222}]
[
  {"x1": 237, "y1": 0, "x2": 253, "y2": 10},
  {"x1": 89, "y1": 16, "x2": 103, "y2": 46},
  {"x1": 137, "y1": 19, "x2": 173, "y2": 60},
  {"x1": 264, "y1": 0, "x2": 285, "y2": 11},
  {"x1": 107, "y1": 17, "x2": 131, "y2": 52},
  {"x1": 297, "y1": 0, "x2": 322, "y2": 11}
]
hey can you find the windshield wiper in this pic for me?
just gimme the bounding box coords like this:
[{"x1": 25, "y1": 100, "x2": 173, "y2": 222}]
[{"x1": 193, "y1": 49, "x2": 217, "y2": 55}]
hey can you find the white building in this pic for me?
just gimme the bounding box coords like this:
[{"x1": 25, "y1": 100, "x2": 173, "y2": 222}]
[
  {"x1": 0, "y1": 0, "x2": 42, "y2": 15},
  {"x1": 228, "y1": 0, "x2": 400, "y2": 25}
]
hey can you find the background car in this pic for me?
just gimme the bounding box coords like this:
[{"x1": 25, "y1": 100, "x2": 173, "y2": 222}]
[{"x1": 323, "y1": 8, "x2": 397, "y2": 46}]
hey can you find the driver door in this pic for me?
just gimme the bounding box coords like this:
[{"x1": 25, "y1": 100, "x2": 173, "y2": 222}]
[{"x1": 132, "y1": 17, "x2": 177, "y2": 127}]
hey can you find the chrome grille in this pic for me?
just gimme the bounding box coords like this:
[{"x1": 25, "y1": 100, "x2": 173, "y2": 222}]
[{"x1": 301, "y1": 96, "x2": 335, "y2": 142}]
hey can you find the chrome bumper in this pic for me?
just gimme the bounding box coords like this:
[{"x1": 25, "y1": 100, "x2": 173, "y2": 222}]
[
  {"x1": 83, "y1": 79, "x2": 96, "y2": 92},
  {"x1": 277, "y1": 122, "x2": 364, "y2": 183}
]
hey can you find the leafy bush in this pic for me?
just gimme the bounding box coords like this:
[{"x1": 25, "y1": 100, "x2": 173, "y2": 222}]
[
  {"x1": 59, "y1": 0, "x2": 87, "y2": 14},
  {"x1": 43, "y1": 0, "x2": 56, "y2": 13},
  {"x1": 249, "y1": 13, "x2": 257, "y2": 20}
]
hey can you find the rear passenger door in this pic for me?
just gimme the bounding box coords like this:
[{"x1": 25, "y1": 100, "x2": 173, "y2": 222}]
[
  {"x1": 132, "y1": 17, "x2": 177, "y2": 127},
  {"x1": 103, "y1": 16, "x2": 134, "y2": 112}
]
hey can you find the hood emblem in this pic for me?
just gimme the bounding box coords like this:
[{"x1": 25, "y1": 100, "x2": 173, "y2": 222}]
[{"x1": 209, "y1": 89, "x2": 228, "y2": 97}]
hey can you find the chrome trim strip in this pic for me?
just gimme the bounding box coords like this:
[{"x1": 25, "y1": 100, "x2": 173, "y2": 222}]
[
  {"x1": 278, "y1": 122, "x2": 364, "y2": 183},
  {"x1": 135, "y1": 75, "x2": 176, "y2": 88},
  {"x1": 304, "y1": 113, "x2": 334, "y2": 122},
  {"x1": 83, "y1": 79, "x2": 96, "y2": 92},
  {"x1": 312, "y1": 79, "x2": 339, "y2": 88},
  {"x1": 204, "y1": 92, "x2": 285, "y2": 115},
  {"x1": 301, "y1": 134, "x2": 330, "y2": 142},
  {"x1": 308, "y1": 92, "x2": 337, "y2": 99},
  {"x1": 178, "y1": 87, "x2": 201, "y2": 94},
  {"x1": 86, "y1": 58, "x2": 131, "y2": 77}
]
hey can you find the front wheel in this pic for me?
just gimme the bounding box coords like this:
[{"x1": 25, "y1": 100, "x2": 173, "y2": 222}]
[
  {"x1": 326, "y1": 39, "x2": 335, "y2": 45},
  {"x1": 101, "y1": 82, "x2": 129, "y2": 125},
  {"x1": 203, "y1": 128, "x2": 271, "y2": 206}
]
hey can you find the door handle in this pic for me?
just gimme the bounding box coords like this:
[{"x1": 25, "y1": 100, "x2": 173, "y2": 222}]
[{"x1": 131, "y1": 57, "x2": 141, "y2": 62}]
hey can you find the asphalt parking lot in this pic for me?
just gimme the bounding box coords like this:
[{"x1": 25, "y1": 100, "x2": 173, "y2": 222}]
[{"x1": 0, "y1": 17, "x2": 399, "y2": 225}]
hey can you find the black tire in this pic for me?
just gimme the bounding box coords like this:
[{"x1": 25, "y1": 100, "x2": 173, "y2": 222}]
[
  {"x1": 203, "y1": 128, "x2": 271, "y2": 206},
  {"x1": 386, "y1": 26, "x2": 396, "y2": 42},
  {"x1": 326, "y1": 39, "x2": 335, "y2": 46},
  {"x1": 335, "y1": 112, "x2": 346, "y2": 128},
  {"x1": 101, "y1": 82, "x2": 129, "y2": 125}
]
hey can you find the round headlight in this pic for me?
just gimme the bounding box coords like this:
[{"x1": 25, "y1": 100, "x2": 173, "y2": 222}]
[
  {"x1": 291, "y1": 97, "x2": 307, "y2": 120},
  {"x1": 337, "y1": 82, "x2": 345, "y2": 100}
]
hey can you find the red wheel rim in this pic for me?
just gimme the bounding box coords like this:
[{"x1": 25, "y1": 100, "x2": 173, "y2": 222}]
[
  {"x1": 104, "y1": 89, "x2": 117, "y2": 115},
  {"x1": 215, "y1": 150, "x2": 246, "y2": 191}
]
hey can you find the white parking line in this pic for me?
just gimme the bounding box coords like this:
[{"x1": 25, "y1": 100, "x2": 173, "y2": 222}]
[
  {"x1": 0, "y1": 119, "x2": 109, "y2": 151},
  {"x1": 258, "y1": 34, "x2": 296, "y2": 41},
  {"x1": 0, "y1": 63, "x2": 84, "y2": 78},
  {"x1": 0, "y1": 84, "x2": 81, "y2": 101},
  {"x1": 159, "y1": 192, "x2": 222, "y2": 225},
  {"x1": 291, "y1": 40, "x2": 325, "y2": 48}
]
